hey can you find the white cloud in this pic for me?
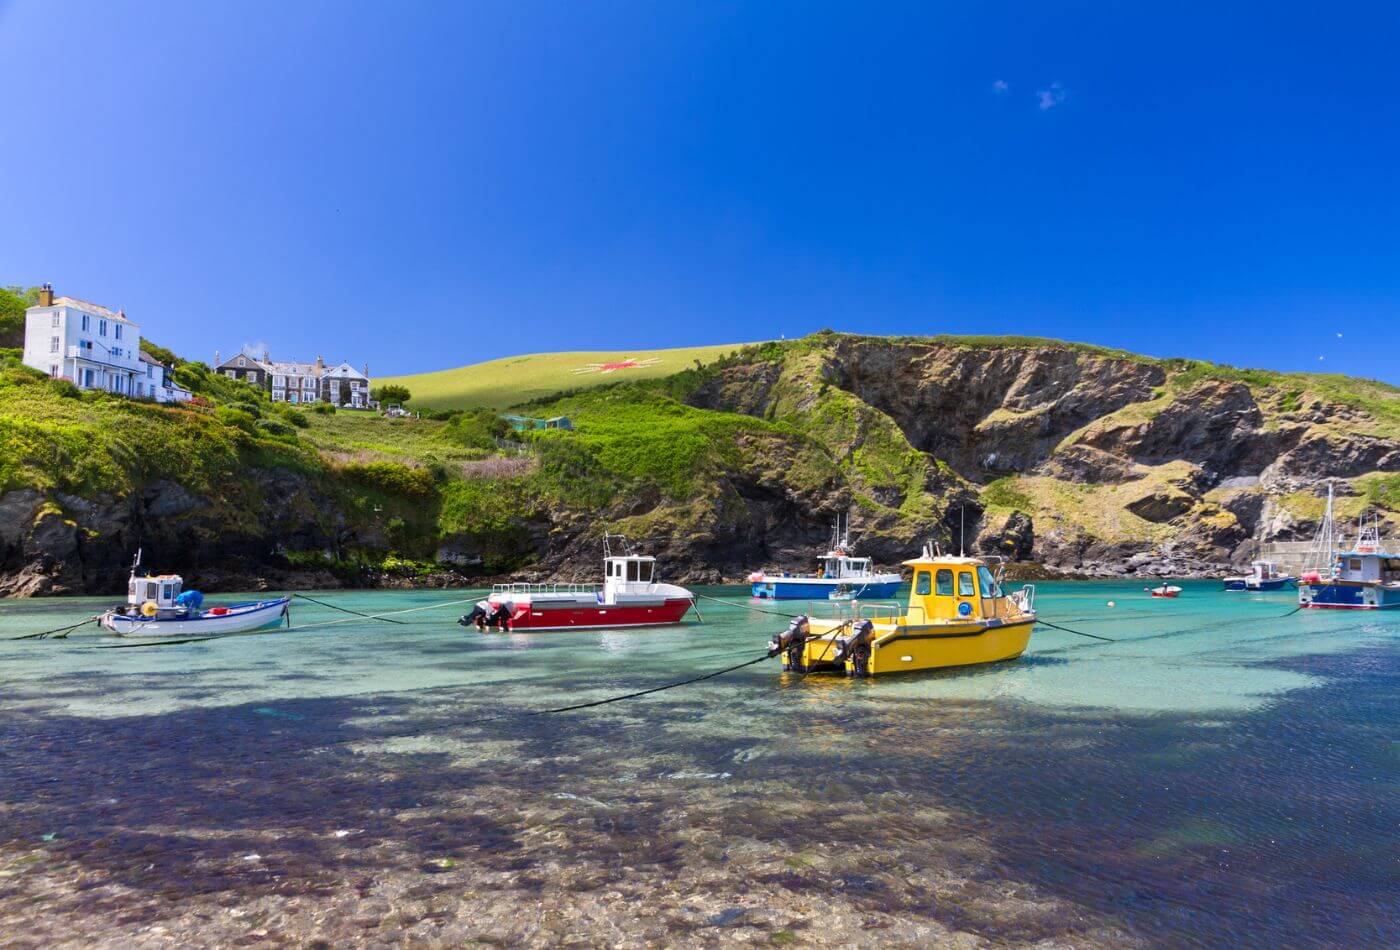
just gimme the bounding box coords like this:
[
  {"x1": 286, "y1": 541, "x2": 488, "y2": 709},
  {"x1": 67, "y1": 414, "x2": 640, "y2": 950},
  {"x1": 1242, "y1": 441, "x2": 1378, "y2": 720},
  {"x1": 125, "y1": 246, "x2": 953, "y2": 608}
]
[
  {"x1": 992, "y1": 79, "x2": 1009, "y2": 94},
  {"x1": 1037, "y1": 82, "x2": 1067, "y2": 110}
]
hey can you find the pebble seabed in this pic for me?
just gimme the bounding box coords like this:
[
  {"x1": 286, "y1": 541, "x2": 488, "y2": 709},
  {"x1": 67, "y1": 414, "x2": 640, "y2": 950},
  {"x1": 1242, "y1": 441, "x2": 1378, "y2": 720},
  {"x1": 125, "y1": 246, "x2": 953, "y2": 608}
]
[{"x1": 0, "y1": 582, "x2": 1396, "y2": 947}]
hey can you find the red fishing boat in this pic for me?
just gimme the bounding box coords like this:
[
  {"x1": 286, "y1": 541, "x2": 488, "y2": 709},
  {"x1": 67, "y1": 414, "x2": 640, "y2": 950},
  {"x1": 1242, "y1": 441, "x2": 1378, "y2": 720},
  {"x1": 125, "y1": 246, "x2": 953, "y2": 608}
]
[{"x1": 485, "y1": 540, "x2": 694, "y2": 631}]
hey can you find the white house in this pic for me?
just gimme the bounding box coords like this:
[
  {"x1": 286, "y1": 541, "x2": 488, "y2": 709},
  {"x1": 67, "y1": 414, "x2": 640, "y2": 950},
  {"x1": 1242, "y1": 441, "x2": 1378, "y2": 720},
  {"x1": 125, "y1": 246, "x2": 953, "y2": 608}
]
[
  {"x1": 22, "y1": 284, "x2": 190, "y2": 403},
  {"x1": 138, "y1": 351, "x2": 194, "y2": 403}
]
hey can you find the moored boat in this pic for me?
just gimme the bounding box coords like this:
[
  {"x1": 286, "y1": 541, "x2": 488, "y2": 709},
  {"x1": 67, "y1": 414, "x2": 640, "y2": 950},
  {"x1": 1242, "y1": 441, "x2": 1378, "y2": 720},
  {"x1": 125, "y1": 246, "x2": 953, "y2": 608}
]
[
  {"x1": 1223, "y1": 561, "x2": 1295, "y2": 591},
  {"x1": 100, "y1": 558, "x2": 288, "y2": 637},
  {"x1": 767, "y1": 547, "x2": 1036, "y2": 677},
  {"x1": 486, "y1": 538, "x2": 694, "y2": 631},
  {"x1": 1298, "y1": 512, "x2": 1400, "y2": 610},
  {"x1": 748, "y1": 515, "x2": 901, "y2": 600},
  {"x1": 1147, "y1": 584, "x2": 1182, "y2": 598}
]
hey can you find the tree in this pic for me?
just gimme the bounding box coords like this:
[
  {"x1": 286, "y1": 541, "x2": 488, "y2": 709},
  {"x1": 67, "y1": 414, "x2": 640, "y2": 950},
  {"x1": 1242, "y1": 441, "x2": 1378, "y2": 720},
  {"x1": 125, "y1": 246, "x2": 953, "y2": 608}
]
[{"x1": 372, "y1": 384, "x2": 411, "y2": 405}]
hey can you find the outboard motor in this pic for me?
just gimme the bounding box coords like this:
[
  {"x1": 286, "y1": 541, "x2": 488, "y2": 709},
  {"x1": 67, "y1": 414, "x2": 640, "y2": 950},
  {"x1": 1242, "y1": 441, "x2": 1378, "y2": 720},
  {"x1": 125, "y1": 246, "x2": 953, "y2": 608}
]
[
  {"x1": 488, "y1": 601, "x2": 514, "y2": 631},
  {"x1": 459, "y1": 601, "x2": 491, "y2": 629},
  {"x1": 838, "y1": 619, "x2": 876, "y2": 678},
  {"x1": 767, "y1": 615, "x2": 810, "y2": 671}
]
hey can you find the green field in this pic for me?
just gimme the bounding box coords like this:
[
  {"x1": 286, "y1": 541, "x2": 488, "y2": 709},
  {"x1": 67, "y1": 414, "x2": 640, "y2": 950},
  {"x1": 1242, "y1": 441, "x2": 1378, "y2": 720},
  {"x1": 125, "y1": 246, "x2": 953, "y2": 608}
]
[{"x1": 379, "y1": 343, "x2": 753, "y2": 410}]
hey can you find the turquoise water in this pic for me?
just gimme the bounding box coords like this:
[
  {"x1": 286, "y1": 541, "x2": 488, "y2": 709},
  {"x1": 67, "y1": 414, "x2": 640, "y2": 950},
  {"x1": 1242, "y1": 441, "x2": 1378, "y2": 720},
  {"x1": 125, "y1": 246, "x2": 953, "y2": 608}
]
[{"x1": 1, "y1": 580, "x2": 1396, "y2": 945}]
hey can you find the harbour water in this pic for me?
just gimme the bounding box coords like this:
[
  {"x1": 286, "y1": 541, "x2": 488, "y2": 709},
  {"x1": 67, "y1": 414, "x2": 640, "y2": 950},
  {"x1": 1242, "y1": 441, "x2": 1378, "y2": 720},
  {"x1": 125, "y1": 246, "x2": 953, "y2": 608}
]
[{"x1": 1, "y1": 581, "x2": 1396, "y2": 946}]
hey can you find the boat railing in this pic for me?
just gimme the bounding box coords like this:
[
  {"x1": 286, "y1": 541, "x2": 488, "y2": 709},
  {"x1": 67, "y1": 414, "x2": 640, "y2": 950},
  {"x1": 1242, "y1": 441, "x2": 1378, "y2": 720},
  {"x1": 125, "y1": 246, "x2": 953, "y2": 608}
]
[
  {"x1": 492, "y1": 582, "x2": 600, "y2": 596},
  {"x1": 810, "y1": 600, "x2": 904, "y2": 623},
  {"x1": 1009, "y1": 585, "x2": 1036, "y2": 615}
]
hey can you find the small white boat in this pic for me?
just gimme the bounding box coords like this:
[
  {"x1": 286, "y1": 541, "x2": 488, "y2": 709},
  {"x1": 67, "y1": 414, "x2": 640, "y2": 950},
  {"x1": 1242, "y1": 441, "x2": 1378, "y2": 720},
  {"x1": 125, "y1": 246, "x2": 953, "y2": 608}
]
[{"x1": 100, "y1": 556, "x2": 288, "y2": 637}]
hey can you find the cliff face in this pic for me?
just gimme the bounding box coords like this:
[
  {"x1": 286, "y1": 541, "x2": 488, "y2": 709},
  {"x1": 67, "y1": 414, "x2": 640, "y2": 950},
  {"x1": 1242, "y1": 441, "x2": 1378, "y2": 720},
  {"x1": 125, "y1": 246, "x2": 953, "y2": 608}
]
[
  {"x1": 675, "y1": 335, "x2": 1399, "y2": 578},
  {"x1": 2, "y1": 333, "x2": 1397, "y2": 595}
]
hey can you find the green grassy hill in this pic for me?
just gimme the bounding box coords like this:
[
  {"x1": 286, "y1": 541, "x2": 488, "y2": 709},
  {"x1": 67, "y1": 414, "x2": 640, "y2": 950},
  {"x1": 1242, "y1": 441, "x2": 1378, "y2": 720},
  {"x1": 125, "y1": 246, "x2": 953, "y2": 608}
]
[{"x1": 378, "y1": 343, "x2": 752, "y2": 410}]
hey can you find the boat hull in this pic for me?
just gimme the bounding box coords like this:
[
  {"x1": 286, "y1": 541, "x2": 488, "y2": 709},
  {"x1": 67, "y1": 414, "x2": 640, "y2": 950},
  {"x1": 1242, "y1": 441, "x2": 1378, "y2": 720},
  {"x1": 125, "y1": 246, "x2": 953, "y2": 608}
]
[
  {"x1": 1224, "y1": 578, "x2": 1294, "y2": 591},
  {"x1": 1298, "y1": 582, "x2": 1400, "y2": 610},
  {"x1": 502, "y1": 597, "x2": 694, "y2": 631},
  {"x1": 101, "y1": 598, "x2": 290, "y2": 637},
  {"x1": 751, "y1": 579, "x2": 902, "y2": 600},
  {"x1": 795, "y1": 617, "x2": 1034, "y2": 676}
]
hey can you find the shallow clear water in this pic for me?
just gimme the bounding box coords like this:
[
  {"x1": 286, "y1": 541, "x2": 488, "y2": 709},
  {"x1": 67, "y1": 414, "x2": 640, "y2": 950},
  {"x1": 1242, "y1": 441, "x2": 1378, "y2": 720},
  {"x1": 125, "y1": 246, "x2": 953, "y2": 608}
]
[{"x1": 1, "y1": 581, "x2": 1396, "y2": 945}]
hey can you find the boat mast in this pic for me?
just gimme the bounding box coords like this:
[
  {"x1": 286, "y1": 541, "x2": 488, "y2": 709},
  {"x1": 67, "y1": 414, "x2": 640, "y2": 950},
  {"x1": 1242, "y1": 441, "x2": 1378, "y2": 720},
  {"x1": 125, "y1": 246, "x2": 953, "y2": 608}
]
[{"x1": 1305, "y1": 481, "x2": 1339, "y2": 577}]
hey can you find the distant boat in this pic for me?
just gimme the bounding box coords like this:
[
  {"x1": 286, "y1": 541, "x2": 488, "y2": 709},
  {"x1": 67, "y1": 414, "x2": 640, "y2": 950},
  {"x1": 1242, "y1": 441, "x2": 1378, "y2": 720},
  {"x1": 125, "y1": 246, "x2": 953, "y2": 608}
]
[
  {"x1": 748, "y1": 515, "x2": 901, "y2": 600},
  {"x1": 100, "y1": 553, "x2": 288, "y2": 637},
  {"x1": 1147, "y1": 583, "x2": 1182, "y2": 598},
  {"x1": 1223, "y1": 561, "x2": 1295, "y2": 591}
]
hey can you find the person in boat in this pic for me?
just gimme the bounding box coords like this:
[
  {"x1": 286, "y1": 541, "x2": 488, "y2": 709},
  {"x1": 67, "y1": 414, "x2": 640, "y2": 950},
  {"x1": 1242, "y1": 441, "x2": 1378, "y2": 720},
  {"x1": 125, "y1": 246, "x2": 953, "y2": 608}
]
[
  {"x1": 459, "y1": 600, "x2": 492, "y2": 630},
  {"x1": 767, "y1": 615, "x2": 811, "y2": 671}
]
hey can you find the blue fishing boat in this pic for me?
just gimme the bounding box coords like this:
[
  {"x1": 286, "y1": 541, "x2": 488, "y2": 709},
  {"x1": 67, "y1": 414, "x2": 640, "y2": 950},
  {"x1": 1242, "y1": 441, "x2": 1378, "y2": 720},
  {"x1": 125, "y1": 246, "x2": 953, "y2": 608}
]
[
  {"x1": 1222, "y1": 560, "x2": 1295, "y2": 591},
  {"x1": 748, "y1": 516, "x2": 901, "y2": 600},
  {"x1": 1297, "y1": 490, "x2": 1400, "y2": 610},
  {"x1": 99, "y1": 552, "x2": 289, "y2": 637}
]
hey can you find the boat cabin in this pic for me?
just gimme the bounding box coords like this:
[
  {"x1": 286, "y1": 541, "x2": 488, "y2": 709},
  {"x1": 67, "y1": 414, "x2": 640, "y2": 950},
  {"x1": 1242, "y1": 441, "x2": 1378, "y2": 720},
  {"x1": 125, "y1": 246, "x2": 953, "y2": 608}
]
[
  {"x1": 1333, "y1": 550, "x2": 1400, "y2": 584},
  {"x1": 127, "y1": 573, "x2": 184, "y2": 610},
  {"x1": 602, "y1": 554, "x2": 661, "y2": 603},
  {"x1": 818, "y1": 553, "x2": 873, "y2": 579},
  {"x1": 901, "y1": 554, "x2": 1014, "y2": 623},
  {"x1": 1250, "y1": 561, "x2": 1285, "y2": 581}
]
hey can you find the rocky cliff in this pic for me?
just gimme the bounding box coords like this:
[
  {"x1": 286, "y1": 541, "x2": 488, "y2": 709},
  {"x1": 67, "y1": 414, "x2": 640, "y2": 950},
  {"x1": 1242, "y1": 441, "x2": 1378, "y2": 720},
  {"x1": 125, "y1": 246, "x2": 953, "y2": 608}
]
[{"x1": 2, "y1": 333, "x2": 1397, "y2": 595}]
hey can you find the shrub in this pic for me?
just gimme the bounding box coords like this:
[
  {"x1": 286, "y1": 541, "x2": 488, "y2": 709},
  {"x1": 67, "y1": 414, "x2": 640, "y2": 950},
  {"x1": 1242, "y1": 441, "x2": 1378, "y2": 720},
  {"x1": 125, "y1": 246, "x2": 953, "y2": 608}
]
[
  {"x1": 47, "y1": 378, "x2": 82, "y2": 399},
  {"x1": 255, "y1": 418, "x2": 296, "y2": 438},
  {"x1": 228, "y1": 400, "x2": 263, "y2": 418},
  {"x1": 216, "y1": 407, "x2": 257, "y2": 433},
  {"x1": 284, "y1": 411, "x2": 310, "y2": 428},
  {"x1": 372, "y1": 384, "x2": 411, "y2": 405},
  {"x1": 341, "y1": 460, "x2": 437, "y2": 498},
  {"x1": 447, "y1": 407, "x2": 511, "y2": 450},
  {"x1": 311, "y1": 402, "x2": 336, "y2": 415}
]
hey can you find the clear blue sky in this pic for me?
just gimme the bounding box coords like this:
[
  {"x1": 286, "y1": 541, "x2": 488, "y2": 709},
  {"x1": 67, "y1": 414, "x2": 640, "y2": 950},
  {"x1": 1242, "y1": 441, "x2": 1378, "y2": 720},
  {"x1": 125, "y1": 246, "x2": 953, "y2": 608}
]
[{"x1": 2, "y1": 1, "x2": 1398, "y2": 381}]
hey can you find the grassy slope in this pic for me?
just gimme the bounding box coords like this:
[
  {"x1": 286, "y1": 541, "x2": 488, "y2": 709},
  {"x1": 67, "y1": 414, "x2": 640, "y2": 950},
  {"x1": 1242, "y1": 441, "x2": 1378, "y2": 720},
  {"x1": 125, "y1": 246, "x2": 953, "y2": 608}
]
[{"x1": 378, "y1": 343, "x2": 751, "y2": 410}]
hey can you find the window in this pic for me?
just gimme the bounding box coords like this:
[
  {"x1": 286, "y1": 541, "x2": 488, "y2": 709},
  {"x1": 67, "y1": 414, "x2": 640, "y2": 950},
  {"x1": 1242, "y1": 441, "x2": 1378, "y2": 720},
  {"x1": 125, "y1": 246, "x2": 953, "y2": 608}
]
[
  {"x1": 225, "y1": 370, "x2": 236, "y2": 378},
  {"x1": 958, "y1": 571, "x2": 975, "y2": 596},
  {"x1": 49, "y1": 365, "x2": 58, "y2": 377},
  {"x1": 99, "y1": 319, "x2": 107, "y2": 336},
  {"x1": 50, "y1": 336, "x2": 60, "y2": 353},
  {"x1": 147, "y1": 364, "x2": 154, "y2": 378},
  {"x1": 627, "y1": 561, "x2": 639, "y2": 582},
  {"x1": 51, "y1": 313, "x2": 60, "y2": 327},
  {"x1": 915, "y1": 571, "x2": 931, "y2": 595},
  {"x1": 274, "y1": 375, "x2": 285, "y2": 386},
  {"x1": 977, "y1": 566, "x2": 1001, "y2": 598},
  {"x1": 146, "y1": 582, "x2": 158, "y2": 601},
  {"x1": 639, "y1": 562, "x2": 653, "y2": 583},
  {"x1": 115, "y1": 324, "x2": 123, "y2": 340},
  {"x1": 112, "y1": 347, "x2": 122, "y2": 357},
  {"x1": 1349, "y1": 558, "x2": 1361, "y2": 571},
  {"x1": 81, "y1": 314, "x2": 90, "y2": 331},
  {"x1": 935, "y1": 569, "x2": 954, "y2": 596}
]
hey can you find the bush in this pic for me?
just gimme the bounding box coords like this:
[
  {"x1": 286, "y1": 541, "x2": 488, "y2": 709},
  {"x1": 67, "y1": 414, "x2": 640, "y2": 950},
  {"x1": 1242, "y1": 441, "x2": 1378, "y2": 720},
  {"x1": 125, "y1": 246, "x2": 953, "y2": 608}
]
[
  {"x1": 447, "y1": 407, "x2": 511, "y2": 450},
  {"x1": 341, "y1": 461, "x2": 437, "y2": 498},
  {"x1": 228, "y1": 400, "x2": 263, "y2": 418},
  {"x1": 216, "y1": 407, "x2": 257, "y2": 433},
  {"x1": 255, "y1": 418, "x2": 296, "y2": 438},
  {"x1": 47, "y1": 378, "x2": 82, "y2": 399},
  {"x1": 311, "y1": 402, "x2": 336, "y2": 415},
  {"x1": 372, "y1": 384, "x2": 411, "y2": 405},
  {"x1": 284, "y1": 411, "x2": 310, "y2": 428}
]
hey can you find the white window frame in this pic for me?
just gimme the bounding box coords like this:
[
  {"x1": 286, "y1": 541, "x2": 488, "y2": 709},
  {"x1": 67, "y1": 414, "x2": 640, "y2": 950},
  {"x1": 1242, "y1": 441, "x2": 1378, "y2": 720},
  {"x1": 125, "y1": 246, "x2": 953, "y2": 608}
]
[
  {"x1": 115, "y1": 324, "x2": 123, "y2": 340},
  {"x1": 81, "y1": 313, "x2": 90, "y2": 331},
  {"x1": 99, "y1": 319, "x2": 107, "y2": 336},
  {"x1": 50, "y1": 336, "x2": 60, "y2": 353},
  {"x1": 51, "y1": 313, "x2": 60, "y2": 328}
]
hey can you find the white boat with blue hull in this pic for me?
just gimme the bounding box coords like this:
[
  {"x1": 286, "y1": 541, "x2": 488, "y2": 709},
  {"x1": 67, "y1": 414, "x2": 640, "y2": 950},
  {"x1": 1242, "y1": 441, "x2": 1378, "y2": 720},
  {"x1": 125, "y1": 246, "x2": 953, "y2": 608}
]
[
  {"x1": 1223, "y1": 561, "x2": 1294, "y2": 592},
  {"x1": 100, "y1": 559, "x2": 289, "y2": 637},
  {"x1": 748, "y1": 517, "x2": 901, "y2": 600}
]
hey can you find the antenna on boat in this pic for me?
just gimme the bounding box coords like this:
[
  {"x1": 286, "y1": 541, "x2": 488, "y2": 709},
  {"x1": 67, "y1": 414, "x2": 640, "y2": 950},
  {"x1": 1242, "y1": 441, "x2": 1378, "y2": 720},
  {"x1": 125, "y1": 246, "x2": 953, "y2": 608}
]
[
  {"x1": 602, "y1": 532, "x2": 612, "y2": 560},
  {"x1": 959, "y1": 507, "x2": 966, "y2": 557},
  {"x1": 1306, "y1": 480, "x2": 1340, "y2": 577},
  {"x1": 129, "y1": 547, "x2": 142, "y2": 578}
]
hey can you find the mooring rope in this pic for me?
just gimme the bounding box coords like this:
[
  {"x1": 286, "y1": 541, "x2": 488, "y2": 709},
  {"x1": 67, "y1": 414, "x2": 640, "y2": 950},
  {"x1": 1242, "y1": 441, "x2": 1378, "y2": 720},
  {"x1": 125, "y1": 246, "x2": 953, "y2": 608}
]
[
  {"x1": 291, "y1": 592, "x2": 411, "y2": 624},
  {"x1": 5, "y1": 616, "x2": 99, "y2": 641},
  {"x1": 1035, "y1": 619, "x2": 1118, "y2": 642}
]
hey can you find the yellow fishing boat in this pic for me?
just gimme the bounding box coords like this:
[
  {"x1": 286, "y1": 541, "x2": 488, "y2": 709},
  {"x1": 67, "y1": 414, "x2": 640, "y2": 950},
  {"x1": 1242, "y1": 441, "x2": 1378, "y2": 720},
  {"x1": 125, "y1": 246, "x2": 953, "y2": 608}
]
[{"x1": 768, "y1": 547, "x2": 1037, "y2": 676}]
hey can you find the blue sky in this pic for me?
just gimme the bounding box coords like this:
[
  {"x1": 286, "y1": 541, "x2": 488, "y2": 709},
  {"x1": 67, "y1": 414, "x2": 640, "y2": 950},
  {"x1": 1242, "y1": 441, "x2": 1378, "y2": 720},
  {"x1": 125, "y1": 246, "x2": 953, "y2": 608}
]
[{"x1": 2, "y1": 1, "x2": 1398, "y2": 381}]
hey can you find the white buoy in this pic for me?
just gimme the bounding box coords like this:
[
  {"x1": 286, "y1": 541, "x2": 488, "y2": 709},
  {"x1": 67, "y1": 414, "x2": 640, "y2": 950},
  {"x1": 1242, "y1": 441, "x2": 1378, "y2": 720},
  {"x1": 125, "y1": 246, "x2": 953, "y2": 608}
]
[{"x1": 1107, "y1": 600, "x2": 1116, "y2": 608}]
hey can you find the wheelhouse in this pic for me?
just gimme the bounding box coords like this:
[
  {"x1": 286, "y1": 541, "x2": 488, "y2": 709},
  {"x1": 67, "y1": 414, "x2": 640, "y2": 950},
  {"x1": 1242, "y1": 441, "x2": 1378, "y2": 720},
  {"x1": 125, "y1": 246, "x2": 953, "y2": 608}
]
[{"x1": 127, "y1": 574, "x2": 184, "y2": 609}]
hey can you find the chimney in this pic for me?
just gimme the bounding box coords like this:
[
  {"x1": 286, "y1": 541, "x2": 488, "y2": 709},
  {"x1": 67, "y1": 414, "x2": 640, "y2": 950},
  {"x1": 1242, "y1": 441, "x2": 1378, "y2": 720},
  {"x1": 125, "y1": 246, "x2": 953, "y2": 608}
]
[
  {"x1": 37, "y1": 283, "x2": 54, "y2": 307},
  {"x1": 362, "y1": 362, "x2": 369, "y2": 377},
  {"x1": 214, "y1": 350, "x2": 221, "y2": 366},
  {"x1": 315, "y1": 355, "x2": 324, "y2": 372}
]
